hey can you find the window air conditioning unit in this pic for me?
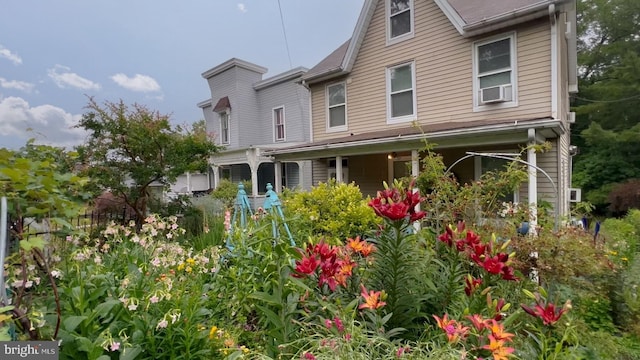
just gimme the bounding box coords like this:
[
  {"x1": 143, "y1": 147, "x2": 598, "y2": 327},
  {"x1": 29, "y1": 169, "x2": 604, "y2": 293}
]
[
  {"x1": 568, "y1": 188, "x2": 582, "y2": 203},
  {"x1": 480, "y1": 84, "x2": 512, "y2": 104}
]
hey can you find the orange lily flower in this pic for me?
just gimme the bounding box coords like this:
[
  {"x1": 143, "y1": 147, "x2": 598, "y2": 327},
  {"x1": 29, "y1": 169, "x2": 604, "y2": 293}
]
[{"x1": 359, "y1": 284, "x2": 386, "y2": 310}]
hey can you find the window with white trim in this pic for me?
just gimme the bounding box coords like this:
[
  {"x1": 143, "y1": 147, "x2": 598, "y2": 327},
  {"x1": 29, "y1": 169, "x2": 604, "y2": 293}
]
[
  {"x1": 273, "y1": 106, "x2": 285, "y2": 142},
  {"x1": 327, "y1": 82, "x2": 346, "y2": 130},
  {"x1": 387, "y1": 62, "x2": 416, "y2": 123},
  {"x1": 219, "y1": 111, "x2": 229, "y2": 145},
  {"x1": 473, "y1": 34, "x2": 517, "y2": 109},
  {"x1": 387, "y1": 0, "x2": 414, "y2": 44}
]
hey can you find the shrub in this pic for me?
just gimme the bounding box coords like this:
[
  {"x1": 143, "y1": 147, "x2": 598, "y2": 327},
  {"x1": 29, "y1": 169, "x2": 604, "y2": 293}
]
[
  {"x1": 210, "y1": 179, "x2": 252, "y2": 209},
  {"x1": 282, "y1": 180, "x2": 380, "y2": 244}
]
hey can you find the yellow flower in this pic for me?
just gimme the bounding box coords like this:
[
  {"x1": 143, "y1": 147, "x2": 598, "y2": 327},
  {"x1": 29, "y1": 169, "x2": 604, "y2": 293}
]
[
  {"x1": 209, "y1": 326, "x2": 218, "y2": 340},
  {"x1": 186, "y1": 266, "x2": 193, "y2": 273},
  {"x1": 240, "y1": 345, "x2": 249, "y2": 354},
  {"x1": 622, "y1": 257, "x2": 629, "y2": 261},
  {"x1": 186, "y1": 258, "x2": 196, "y2": 265},
  {"x1": 224, "y1": 338, "x2": 235, "y2": 347},
  {"x1": 177, "y1": 263, "x2": 185, "y2": 271}
]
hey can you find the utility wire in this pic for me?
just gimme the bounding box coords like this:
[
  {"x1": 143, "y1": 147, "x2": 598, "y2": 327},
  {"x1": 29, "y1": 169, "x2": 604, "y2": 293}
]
[
  {"x1": 573, "y1": 93, "x2": 640, "y2": 103},
  {"x1": 277, "y1": 0, "x2": 294, "y2": 69}
]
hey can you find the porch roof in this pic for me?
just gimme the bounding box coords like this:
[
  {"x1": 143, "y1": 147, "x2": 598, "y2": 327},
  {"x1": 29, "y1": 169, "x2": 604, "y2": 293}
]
[{"x1": 265, "y1": 116, "x2": 565, "y2": 160}]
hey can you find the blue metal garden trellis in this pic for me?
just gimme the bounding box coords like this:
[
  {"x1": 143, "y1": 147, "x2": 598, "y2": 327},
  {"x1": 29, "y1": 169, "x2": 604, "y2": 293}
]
[{"x1": 263, "y1": 183, "x2": 295, "y2": 246}]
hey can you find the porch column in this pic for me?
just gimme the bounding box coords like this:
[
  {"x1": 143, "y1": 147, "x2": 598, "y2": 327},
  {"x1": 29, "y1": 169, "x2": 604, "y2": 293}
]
[
  {"x1": 212, "y1": 166, "x2": 220, "y2": 189},
  {"x1": 335, "y1": 156, "x2": 343, "y2": 184},
  {"x1": 527, "y1": 129, "x2": 538, "y2": 235},
  {"x1": 246, "y1": 148, "x2": 259, "y2": 197},
  {"x1": 274, "y1": 161, "x2": 282, "y2": 192},
  {"x1": 411, "y1": 150, "x2": 419, "y2": 178},
  {"x1": 186, "y1": 172, "x2": 192, "y2": 193}
]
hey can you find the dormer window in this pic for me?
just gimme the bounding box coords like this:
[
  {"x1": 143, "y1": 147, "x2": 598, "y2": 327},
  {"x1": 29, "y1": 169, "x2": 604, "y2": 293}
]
[{"x1": 387, "y1": 0, "x2": 414, "y2": 45}]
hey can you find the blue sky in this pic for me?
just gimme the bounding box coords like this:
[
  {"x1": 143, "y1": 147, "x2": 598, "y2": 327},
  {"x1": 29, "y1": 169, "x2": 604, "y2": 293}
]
[{"x1": 0, "y1": 0, "x2": 364, "y2": 150}]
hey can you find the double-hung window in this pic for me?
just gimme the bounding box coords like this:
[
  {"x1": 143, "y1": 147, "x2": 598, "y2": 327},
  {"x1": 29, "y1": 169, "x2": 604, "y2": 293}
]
[
  {"x1": 387, "y1": 62, "x2": 416, "y2": 123},
  {"x1": 327, "y1": 82, "x2": 346, "y2": 131},
  {"x1": 273, "y1": 106, "x2": 285, "y2": 142},
  {"x1": 474, "y1": 34, "x2": 517, "y2": 109},
  {"x1": 387, "y1": 0, "x2": 414, "y2": 44},
  {"x1": 219, "y1": 112, "x2": 229, "y2": 145}
]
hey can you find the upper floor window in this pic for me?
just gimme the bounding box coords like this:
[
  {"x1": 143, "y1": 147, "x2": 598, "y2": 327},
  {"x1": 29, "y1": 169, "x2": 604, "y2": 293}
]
[
  {"x1": 387, "y1": 0, "x2": 414, "y2": 44},
  {"x1": 273, "y1": 106, "x2": 285, "y2": 142},
  {"x1": 219, "y1": 111, "x2": 229, "y2": 145},
  {"x1": 327, "y1": 82, "x2": 347, "y2": 131},
  {"x1": 387, "y1": 62, "x2": 416, "y2": 123},
  {"x1": 473, "y1": 33, "x2": 517, "y2": 110}
]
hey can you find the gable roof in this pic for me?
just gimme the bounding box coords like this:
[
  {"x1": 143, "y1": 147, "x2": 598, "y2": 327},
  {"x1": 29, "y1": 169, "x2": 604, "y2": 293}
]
[{"x1": 303, "y1": 0, "x2": 573, "y2": 84}]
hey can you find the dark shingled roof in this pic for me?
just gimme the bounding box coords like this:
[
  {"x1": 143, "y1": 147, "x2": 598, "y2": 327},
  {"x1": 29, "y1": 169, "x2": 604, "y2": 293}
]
[
  {"x1": 213, "y1": 96, "x2": 231, "y2": 112},
  {"x1": 303, "y1": 39, "x2": 350, "y2": 81},
  {"x1": 448, "y1": 0, "x2": 553, "y2": 26}
]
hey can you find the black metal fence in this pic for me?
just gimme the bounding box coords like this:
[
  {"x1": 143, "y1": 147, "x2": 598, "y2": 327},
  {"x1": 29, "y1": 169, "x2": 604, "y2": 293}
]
[{"x1": 4, "y1": 208, "x2": 137, "y2": 254}]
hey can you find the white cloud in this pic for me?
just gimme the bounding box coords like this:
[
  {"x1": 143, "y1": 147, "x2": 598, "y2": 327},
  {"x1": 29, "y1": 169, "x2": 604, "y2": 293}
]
[
  {"x1": 48, "y1": 64, "x2": 101, "y2": 91},
  {"x1": 110, "y1": 73, "x2": 161, "y2": 93},
  {"x1": 0, "y1": 45, "x2": 22, "y2": 65},
  {"x1": 237, "y1": 3, "x2": 247, "y2": 13},
  {"x1": 0, "y1": 96, "x2": 87, "y2": 149},
  {"x1": 0, "y1": 77, "x2": 35, "y2": 93}
]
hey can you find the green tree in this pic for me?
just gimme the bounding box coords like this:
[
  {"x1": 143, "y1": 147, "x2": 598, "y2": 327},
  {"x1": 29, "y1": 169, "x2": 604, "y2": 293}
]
[
  {"x1": 571, "y1": 0, "x2": 640, "y2": 212},
  {"x1": 75, "y1": 98, "x2": 220, "y2": 222}
]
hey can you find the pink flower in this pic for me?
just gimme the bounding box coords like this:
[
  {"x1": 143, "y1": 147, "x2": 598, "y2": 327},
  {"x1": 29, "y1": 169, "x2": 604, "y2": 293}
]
[{"x1": 110, "y1": 342, "x2": 120, "y2": 351}]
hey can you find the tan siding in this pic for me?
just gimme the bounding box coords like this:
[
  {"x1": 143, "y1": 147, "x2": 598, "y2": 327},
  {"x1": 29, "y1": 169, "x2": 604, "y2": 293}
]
[
  {"x1": 310, "y1": 1, "x2": 553, "y2": 142},
  {"x1": 535, "y1": 142, "x2": 558, "y2": 204}
]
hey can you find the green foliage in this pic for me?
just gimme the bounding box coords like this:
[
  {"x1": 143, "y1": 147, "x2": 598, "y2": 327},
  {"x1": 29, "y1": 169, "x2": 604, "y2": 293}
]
[
  {"x1": 282, "y1": 180, "x2": 380, "y2": 243},
  {"x1": 210, "y1": 179, "x2": 251, "y2": 209},
  {"x1": 0, "y1": 141, "x2": 89, "y2": 221},
  {"x1": 75, "y1": 98, "x2": 220, "y2": 221}
]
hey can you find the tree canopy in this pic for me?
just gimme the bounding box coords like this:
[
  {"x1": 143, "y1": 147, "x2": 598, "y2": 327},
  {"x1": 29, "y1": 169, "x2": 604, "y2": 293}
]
[
  {"x1": 75, "y1": 98, "x2": 220, "y2": 221},
  {"x1": 571, "y1": 0, "x2": 640, "y2": 212}
]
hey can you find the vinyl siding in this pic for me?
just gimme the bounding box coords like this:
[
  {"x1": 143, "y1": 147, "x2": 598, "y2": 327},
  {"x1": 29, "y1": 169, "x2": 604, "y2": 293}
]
[
  {"x1": 348, "y1": 154, "x2": 389, "y2": 196},
  {"x1": 311, "y1": 0, "x2": 553, "y2": 142},
  {"x1": 257, "y1": 82, "x2": 310, "y2": 144}
]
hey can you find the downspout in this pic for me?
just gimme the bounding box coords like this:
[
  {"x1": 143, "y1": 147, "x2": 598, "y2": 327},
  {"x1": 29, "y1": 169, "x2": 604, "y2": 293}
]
[{"x1": 527, "y1": 128, "x2": 538, "y2": 235}]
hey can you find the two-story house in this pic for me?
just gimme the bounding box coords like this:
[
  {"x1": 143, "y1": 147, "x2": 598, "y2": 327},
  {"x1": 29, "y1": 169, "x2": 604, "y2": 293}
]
[
  {"x1": 198, "y1": 58, "x2": 313, "y2": 197},
  {"x1": 267, "y1": 0, "x2": 578, "y2": 228}
]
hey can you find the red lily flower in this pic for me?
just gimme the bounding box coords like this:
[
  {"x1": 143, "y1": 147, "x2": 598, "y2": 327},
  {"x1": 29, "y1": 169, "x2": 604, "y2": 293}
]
[
  {"x1": 464, "y1": 275, "x2": 483, "y2": 297},
  {"x1": 293, "y1": 254, "x2": 319, "y2": 276},
  {"x1": 521, "y1": 295, "x2": 570, "y2": 326}
]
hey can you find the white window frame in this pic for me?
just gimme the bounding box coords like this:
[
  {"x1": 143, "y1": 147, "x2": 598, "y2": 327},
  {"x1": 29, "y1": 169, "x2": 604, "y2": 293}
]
[
  {"x1": 386, "y1": 61, "x2": 417, "y2": 124},
  {"x1": 472, "y1": 32, "x2": 518, "y2": 112},
  {"x1": 219, "y1": 111, "x2": 230, "y2": 145},
  {"x1": 326, "y1": 81, "x2": 347, "y2": 132},
  {"x1": 273, "y1": 106, "x2": 286, "y2": 142},
  {"x1": 386, "y1": 0, "x2": 414, "y2": 45}
]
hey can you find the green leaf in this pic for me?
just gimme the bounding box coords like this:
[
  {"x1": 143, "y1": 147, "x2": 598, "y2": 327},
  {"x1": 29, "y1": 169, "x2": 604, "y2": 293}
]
[
  {"x1": 63, "y1": 315, "x2": 88, "y2": 332},
  {"x1": 0, "y1": 325, "x2": 12, "y2": 341},
  {"x1": 94, "y1": 299, "x2": 120, "y2": 318},
  {"x1": 255, "y1": 304, "x2": 283, "y2": 330},
  {"x1": 19, "y1": 236, "x2": 46, "y2": 251},
  {"x1": 248, "y1": 291, "x2": 280, "y2": 306}
]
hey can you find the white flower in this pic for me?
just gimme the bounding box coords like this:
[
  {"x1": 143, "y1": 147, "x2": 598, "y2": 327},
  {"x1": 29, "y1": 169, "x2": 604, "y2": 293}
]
[
  {"x1": 128, "y1": 303, "x2": 138, "y2": 311},
  {"x1": 149, "y1": 295, "x2": 159, "y2": 303},
  {"x1": 51, "y1": 270, "x2": 62, "y2": 279},
  {"x1": 156, "y1": 319, "x2": 168, "y2": 329}
]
